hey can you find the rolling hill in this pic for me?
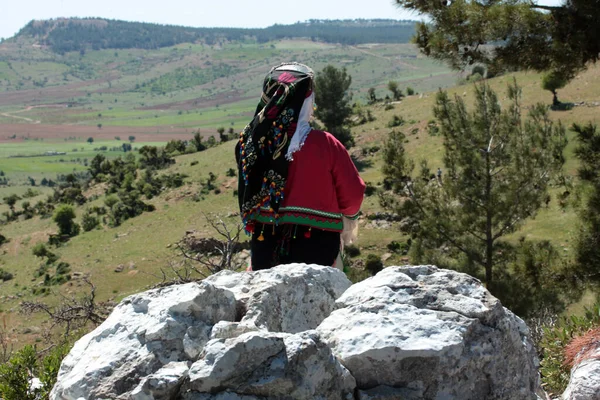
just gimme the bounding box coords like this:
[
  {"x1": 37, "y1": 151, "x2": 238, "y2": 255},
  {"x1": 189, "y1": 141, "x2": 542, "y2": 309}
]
[{"x1": 0, "y1": 17, "x2": 599, "y2": 351}]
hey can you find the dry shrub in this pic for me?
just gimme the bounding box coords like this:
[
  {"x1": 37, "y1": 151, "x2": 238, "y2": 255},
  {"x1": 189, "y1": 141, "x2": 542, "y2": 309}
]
[{"x1": 564, "y1": 326, "x2": 600, "y2": 369}]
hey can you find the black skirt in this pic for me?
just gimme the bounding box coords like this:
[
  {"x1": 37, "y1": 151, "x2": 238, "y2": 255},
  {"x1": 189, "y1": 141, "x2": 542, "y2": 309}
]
[{"x1": 250, "y1": 223, "x2": 341, "y2": 270}]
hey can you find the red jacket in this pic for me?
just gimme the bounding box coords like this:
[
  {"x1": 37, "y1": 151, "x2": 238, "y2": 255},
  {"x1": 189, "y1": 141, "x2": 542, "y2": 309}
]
[{"x1": 254, "y1": 130, "x2": 365, "y2": 231}]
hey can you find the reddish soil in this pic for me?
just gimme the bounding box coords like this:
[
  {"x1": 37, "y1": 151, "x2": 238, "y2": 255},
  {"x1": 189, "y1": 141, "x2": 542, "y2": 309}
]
[
  {"x1": 0, "y1": 123, "x2": 217, "y2": 143},
  {"x1": 138, "y1": 90, "x2": 254, "y2": 111}
]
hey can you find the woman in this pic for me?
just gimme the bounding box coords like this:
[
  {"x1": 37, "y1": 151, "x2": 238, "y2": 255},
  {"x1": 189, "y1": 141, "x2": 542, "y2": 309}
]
[{"x1": 236, "y1": 62, "x2": 365, "y2": 270}]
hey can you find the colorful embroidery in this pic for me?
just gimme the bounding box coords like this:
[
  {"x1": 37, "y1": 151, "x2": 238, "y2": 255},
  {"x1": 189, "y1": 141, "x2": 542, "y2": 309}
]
[{"x1": 237, "y1": 64, "x2": 314, "y2": 234}]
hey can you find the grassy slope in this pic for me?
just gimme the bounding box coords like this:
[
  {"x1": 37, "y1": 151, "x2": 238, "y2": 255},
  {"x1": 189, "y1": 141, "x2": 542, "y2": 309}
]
[{"x1": 0, "y1": 41, "x2": 599, "y2": 346}]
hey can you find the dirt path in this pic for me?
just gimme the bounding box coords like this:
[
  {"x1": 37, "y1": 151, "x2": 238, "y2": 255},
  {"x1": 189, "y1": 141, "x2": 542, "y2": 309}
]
[
  {"x1": 0, "y1": 104, "x2": 69, "y2": 124},
  {"x1": 0, "y1": 111, "x2": 40, "y2": 123}
]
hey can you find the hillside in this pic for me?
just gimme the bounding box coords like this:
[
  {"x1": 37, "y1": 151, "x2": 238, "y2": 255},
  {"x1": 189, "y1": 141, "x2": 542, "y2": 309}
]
[
  {"x1": 14, "y1": 18, "x2": 418, "y2": 53},
  {"x1": 0, "y1": 16, "x2": 599, "y2": 351},
  {"x1": 1, "y1": 63, "x2": 600, "y2": 350}
]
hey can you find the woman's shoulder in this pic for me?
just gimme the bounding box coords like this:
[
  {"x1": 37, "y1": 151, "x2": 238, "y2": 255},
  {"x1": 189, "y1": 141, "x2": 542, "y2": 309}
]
[{"x1": 308, "y1": 129, "x2": 339, "y2": 145}]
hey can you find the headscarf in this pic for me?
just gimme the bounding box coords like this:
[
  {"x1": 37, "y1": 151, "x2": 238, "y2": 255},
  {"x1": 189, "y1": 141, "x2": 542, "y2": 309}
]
[{"x1": 236, "y1": 62, "x2": 315, "y2": 232}]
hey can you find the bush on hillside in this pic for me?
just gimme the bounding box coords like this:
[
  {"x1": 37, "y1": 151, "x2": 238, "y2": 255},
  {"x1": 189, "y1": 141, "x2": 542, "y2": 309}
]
[
  {"x1": 0, "y1": 344, "x2": 69, "y2": 400},
  {"x1": 539, "y1": 303, "x2": 600, "y2": 396},
  {"x1": 365, "y1": 254, "x2": 383, "y2": 275},
  {"x1": 388, "y1": 115, "x2": 405, "y2": 128},
  {"x1": 53, "y1": 205, "x2": 79, "y2": 237},
  {"x1": 0, "y1": 268, "x2": 13, "y2": 282},
  {"x1": 345, "y1": 244, "x2": 361, "y2": 258},
  {"x1": 81, "y1": 210, "x2": 100, "y2": 232}
]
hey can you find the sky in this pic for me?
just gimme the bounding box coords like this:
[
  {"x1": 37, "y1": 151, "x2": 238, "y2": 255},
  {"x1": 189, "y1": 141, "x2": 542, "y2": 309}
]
[{"x1": 0, "y1": 0, "x2": 421, "y2": 40}]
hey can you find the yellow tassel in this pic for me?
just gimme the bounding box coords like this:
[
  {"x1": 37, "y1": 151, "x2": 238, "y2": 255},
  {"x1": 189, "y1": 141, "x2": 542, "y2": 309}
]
[{"x1": 258, "y1": 226, "x2": 265, "y2": 241}]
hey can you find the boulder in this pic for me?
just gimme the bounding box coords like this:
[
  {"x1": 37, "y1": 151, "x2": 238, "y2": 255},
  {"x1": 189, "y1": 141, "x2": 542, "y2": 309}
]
[
  {"x1": 51, "y1": 264, "x2": 350, "y2": 400},
  {"x1": 317, "y1": 265, "x2": 543, "y2": 400},
  {"x1": 51, "y1": 264, "x2": 543, "y2": 400}
]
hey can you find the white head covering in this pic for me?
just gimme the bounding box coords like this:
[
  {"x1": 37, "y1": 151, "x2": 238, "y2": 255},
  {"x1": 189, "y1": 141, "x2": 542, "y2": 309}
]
[{"x1": 286, "y1": 92, "x2": 314, "y2": 161}]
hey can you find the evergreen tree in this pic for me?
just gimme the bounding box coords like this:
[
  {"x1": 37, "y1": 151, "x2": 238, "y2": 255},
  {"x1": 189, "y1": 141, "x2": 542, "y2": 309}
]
[
  {"x1": 314, "y1": 65, "x2": 354, "y2": 148},
  {"x1": 53, "y1": 204, "x2": 79, "y2": 237},
  {"x1": 396, "y1": 0, "x2": 600, "y2": 80},
  {"x1": 382, "y1": 130, "x2": 413, "y2": 193},
  {"x1": 573, "y1": 123, "x2": 600, "y2": 286},
  {"x1": 541, "y1": 71, "x2": 568, "y2": 107},
  {"x1": 389, "y1": 81, "x2": 566, "y2": 291},
  {"x1": 387, "y1": 81, "x2": 404, "y2": 101}
]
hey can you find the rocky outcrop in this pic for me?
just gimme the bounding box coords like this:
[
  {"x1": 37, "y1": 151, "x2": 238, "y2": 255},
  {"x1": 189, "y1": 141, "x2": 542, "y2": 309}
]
[
  {"x1": 318, "y1": 266, "x2": 542, "y2": 399},
  {"x1": 50, "y1": 264, "x2": 544, "y2": 400}
]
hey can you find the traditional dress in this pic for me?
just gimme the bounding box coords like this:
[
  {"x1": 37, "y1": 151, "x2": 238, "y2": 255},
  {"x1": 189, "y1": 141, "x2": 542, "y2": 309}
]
[{"x1": 236, "y1": 63, "x2": 365, "y2": 270}]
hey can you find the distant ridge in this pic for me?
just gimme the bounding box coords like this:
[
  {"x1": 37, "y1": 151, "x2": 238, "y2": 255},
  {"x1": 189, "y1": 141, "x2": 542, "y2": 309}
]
[{"x1": 14, "y1": 18, "x2": 418, "y2": 53}]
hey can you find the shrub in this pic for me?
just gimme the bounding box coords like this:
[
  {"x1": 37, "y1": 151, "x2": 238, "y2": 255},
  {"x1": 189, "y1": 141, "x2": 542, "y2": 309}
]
[
  {"x1": 345, "y1": 244, "x2": 361, "y2": 258},
  {"x1": 53, "y1": 205, "x2": 79, "y2": 237},
  {"x1": 539, "y1": 303, "x2": 600, "y2": 395},
  {"x1": 0, "y1": 234, "x2": 6, "y2": 246},
  {"x1": 406, "y1": 87, "x2": 415, "y2": 96},
  {"x1": 81, "y1": 211, "x2": 99, "y2": 232},
  {"x1": 365, "y1": 254, "x2": 383, "y2": 275},
  {"x1": 387, "y1": 115, "x2": 405, "y2": 128},
  {"x1": 226, "y1": 168, "x2": 236, "y2": 177},
  {"x1": 0, "y1": 268, "x2": 13, "y2": 281},
  {"x1": 0, "y1": 344, "x2": 69, "y2": 400},
  {"x1": 364, "y1": 182, "x2": 377, "y2": 197}
]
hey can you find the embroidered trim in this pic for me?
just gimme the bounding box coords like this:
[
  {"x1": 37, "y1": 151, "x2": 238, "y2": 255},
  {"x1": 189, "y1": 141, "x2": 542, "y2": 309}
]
[
  {"x1": 344, "y1": 211, "x2": 361, "y2": 220},
  {"x1": 253, "y1": 214, "x2": 343, "y2": 231},
  {"x1": 277, "y1": 206, "x2": 342, "y2": 219}
]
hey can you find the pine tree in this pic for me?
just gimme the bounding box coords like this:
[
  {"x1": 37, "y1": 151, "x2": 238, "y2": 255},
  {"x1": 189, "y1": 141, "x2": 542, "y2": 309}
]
[
  {"x1": 392, "y1": 81, "x2": 566, "y2": 291},
  {"x1": 573, "y1": 123, "x2": 600, "y2": 285},
  {"x1": 314, "y1": 65, "x2": 354, "y2": 148},
  {"x1": 382, "y1": 130, "x2": 413, "y2": 193},
  {"x1": 396, "y1": 0, "x2": 600, "y2": 80}
]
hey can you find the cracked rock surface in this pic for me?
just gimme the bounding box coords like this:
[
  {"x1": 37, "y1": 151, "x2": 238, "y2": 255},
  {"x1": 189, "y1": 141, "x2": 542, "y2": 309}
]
[{"x1": 50, "y1": 264, "x2": 543, "y2": 400}]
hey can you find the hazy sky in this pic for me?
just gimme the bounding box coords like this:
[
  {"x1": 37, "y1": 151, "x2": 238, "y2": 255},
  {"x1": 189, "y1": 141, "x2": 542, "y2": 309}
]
[{"x1": 0, "y1": 0, "x2": 419, "y2": 40}]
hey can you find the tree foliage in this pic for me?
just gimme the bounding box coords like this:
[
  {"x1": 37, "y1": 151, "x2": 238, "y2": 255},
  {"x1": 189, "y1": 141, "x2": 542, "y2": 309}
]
[
  {"x1": 387, "y1": 81, "x2": 404, "y2": 101},
  {"x1": 53, "y1": 204, "x2": 79, "y2": 237},
  {"x1": 382, "y1": 130, "x2": 414, "y2": 193},
  {"x1": 541, "y1": 71, "x2": 568, "y2": 106},
  {"x1": 385, "y1": 81, "x2": 567, "y2": 295},
  {"x1": 314, "y1": 65, "x2": 354, "y2": 148},
  {"x1": 572, "y1": 123, "x2": 600, "y2": 286},
  {"x1": 396, "y1": 0, "x2": 600, "y2": 80}
]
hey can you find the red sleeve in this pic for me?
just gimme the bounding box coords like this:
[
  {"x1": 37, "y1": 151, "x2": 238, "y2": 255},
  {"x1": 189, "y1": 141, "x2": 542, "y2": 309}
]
[{"x1": 328, "y1": 133, "x2": 366, "y2": 219}]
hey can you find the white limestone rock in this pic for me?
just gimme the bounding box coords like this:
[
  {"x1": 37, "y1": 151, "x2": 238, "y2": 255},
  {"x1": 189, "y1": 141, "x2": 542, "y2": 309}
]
[
  {"x1": 317, "y1": 265, "x2": 542, "y2": 400},
  {"x1": 131, "y1": 361, "x2": 190, "y2": 400},
  {"x1": 185, "y1": 330, "x2": 355, "y2": 400},
  {"x1": 205, "y1": 264, "x2": 352, "y2": 333},
  {"x1": 50, "y1": 264, "x2": 544, "y2": 400},
  {"x1": 50, "y1": 282, "x2": 236, "y2": 400},
  {"x1": 563, "y1": 347, "x2": 600, "y2": 400}
]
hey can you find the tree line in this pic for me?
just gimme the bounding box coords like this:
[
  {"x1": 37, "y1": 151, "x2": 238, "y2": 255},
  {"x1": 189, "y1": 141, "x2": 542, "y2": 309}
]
[{"x1": 16, "y1": 18, "x2": 417, "y2": 53}]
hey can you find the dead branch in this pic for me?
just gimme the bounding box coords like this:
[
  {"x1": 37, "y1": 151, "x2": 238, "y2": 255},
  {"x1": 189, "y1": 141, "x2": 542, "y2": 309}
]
[{"x1": 20, "y1": 278, "x2": 112, "y2": 338}]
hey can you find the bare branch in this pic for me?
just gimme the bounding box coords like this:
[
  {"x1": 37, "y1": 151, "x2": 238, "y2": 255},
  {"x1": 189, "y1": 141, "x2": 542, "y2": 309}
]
[{"x1": 20, "y1": 278, "x2": 112, "y2": 338}]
